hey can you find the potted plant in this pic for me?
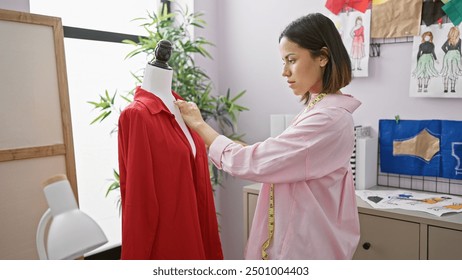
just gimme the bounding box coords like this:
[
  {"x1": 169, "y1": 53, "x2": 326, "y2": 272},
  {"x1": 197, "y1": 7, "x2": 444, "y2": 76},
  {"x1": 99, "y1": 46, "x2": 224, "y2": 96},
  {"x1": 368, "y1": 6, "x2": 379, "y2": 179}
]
[{"x1": 88, "y1": 3, "x2": 247, "y2": 205}]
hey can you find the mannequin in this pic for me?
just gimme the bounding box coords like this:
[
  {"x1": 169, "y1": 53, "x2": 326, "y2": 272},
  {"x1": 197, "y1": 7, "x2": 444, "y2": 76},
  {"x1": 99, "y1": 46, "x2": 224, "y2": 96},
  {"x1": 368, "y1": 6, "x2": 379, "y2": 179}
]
[
  {"x1": 141, "y1": 40, "x2": 196, "y2": 156},
  {"x1": 117, "y1": 39, "x2": 223, "y2": 260}
]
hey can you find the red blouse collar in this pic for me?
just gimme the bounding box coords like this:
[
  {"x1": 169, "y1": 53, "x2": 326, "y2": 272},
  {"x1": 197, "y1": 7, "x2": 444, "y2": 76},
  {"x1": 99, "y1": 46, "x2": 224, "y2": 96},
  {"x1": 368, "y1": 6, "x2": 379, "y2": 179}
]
[{"x1": 134, "y1": 86, "x2": 183, "y2": 115}]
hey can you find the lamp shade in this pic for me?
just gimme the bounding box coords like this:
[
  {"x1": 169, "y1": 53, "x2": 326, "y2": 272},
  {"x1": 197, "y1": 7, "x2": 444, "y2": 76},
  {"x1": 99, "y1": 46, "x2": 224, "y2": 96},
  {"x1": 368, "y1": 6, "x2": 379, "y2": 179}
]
[{"x1": 36, "y1": 175, "x2": 108, "y2": 260}]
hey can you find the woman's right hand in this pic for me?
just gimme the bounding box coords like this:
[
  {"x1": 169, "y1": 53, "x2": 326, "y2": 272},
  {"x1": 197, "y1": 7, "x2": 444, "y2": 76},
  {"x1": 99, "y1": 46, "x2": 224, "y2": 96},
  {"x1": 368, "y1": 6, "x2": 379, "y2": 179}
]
[
  {"x1": 174, "y1": 100, "x2": 205, "y2": 131},
  {"x1": 174, "y1": 100, "x2": 221, "y2": 147}
]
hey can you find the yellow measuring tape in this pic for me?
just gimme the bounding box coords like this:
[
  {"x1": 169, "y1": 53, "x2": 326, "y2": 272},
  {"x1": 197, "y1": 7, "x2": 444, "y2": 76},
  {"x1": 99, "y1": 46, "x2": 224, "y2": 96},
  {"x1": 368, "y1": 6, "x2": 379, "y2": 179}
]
[
  {"x1": 261, "y1": 183, "x2": 275, "y2": 260},
  {"x1": 305, "y1": 93, "x2": 327, "y2": 111},
  {"x1": 260, "y1": 93, "x2": 327, "y2": 260}
]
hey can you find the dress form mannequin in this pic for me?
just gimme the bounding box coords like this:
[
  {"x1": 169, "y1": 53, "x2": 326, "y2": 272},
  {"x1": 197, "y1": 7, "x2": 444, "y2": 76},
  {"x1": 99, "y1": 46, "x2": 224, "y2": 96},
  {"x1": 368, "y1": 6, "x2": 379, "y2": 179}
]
[
  {"x1": 118, "y1": 40, "x2": 223, "y2": 260},
  {"x1": 141, "y1": 40, "x2": 196, "y2": 156}
]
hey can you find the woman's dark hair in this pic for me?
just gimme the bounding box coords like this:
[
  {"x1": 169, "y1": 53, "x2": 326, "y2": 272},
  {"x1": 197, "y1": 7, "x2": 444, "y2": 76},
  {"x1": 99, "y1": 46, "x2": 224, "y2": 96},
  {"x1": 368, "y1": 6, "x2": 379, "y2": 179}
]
[{"x1": 279, "y1": 13, "x2": 352, "y2": 103}]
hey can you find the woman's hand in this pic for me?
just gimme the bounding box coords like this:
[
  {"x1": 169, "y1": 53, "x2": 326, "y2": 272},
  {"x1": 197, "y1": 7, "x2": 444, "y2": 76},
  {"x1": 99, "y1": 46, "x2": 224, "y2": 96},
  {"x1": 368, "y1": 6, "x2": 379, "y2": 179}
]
[
  {"x1": 174, "y1": 100, "x2": 220, "y2": 147},
  {"x1": 174, "y1": 100, "x2": 206, "y2": 131}
]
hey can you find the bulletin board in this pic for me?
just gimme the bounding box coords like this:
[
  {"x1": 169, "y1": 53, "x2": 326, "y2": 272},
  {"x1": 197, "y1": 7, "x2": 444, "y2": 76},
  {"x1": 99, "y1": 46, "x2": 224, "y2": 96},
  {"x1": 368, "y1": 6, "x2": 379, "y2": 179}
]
[{"x1": 0, "y1": 9, "x2": 77, "y2": 259}]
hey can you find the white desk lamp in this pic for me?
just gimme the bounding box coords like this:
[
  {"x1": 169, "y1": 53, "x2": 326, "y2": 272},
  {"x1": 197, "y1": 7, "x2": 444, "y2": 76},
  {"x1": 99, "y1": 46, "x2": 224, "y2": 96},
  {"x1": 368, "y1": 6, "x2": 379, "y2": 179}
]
[{"x1": 36, "y1": 174, "x2": 108, "y2": 260}]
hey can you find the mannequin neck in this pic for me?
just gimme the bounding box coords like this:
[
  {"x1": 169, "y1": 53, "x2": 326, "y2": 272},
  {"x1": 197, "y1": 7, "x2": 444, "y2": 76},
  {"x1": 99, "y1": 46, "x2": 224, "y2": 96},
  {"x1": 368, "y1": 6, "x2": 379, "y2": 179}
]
[
  {"x1": 141, "y1": 63, "x2": 174, "y2": 100},
  {"x1": 140, "y1": 62, "x2": 197, "y2": 157}
]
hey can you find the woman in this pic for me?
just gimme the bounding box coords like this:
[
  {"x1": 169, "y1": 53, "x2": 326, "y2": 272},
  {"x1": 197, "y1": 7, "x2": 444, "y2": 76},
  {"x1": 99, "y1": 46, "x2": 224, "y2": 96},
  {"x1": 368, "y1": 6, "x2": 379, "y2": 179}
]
[
  {"x1": 412, "y1": 31, "x2": 439, "y2": 93},
  {"x1": 441, "y1": 26, "x2": 462, "y2": 93},
  {"x1": 175, "y1": 13, "x2": 361, "y2": 260},
  {"x1": 350, "y1": 16, "x2": 365, "y2": 71}
]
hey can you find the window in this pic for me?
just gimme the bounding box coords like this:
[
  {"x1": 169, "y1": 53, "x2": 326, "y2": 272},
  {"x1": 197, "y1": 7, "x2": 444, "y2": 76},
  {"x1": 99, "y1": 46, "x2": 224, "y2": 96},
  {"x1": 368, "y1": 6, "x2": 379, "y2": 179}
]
[
  {"x1": 30, "y1": 0, "x2": 156, "y2": 34},
  {"x1": 30, "y1": 0, "x2": 159, "y2": 255}
]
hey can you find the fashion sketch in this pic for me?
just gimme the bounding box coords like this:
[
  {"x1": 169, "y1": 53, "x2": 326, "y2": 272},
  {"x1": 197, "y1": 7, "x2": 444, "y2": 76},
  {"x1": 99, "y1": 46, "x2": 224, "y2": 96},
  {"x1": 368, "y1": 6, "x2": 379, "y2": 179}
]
[
  {"x1": 410, "y1": 23, "x2": 462, "y2": 98},
  {"x1": 412, "y1": 31, "x2": 439, "y2": 93},
  {"x1": 328, "y1": 9, "x2": 370, "y2": 78},
  {"x1": 350, "y1": 16, "x2": 365, "y2": 71},
  {"x1": 440, "y1": 26, "x2": 462, "y2": 93}
]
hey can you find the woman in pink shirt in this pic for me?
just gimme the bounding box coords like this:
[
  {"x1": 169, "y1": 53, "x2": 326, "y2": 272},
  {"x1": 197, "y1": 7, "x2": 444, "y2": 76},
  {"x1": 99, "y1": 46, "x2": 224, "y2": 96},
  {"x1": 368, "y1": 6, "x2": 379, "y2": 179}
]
[{"x1": 175, "y1": 13, "x2": 361, "y2": 260}]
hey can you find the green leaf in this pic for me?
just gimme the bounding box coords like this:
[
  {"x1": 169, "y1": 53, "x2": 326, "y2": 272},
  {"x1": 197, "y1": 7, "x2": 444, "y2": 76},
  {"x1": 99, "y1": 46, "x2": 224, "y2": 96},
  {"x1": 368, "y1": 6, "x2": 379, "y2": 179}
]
[
  {"x1": 121, "y1": 95, "x2": 133, "y2": 103},
  {"x1": 122, "y1": 39, "x2": 138, "y2": 46},
  {"x1": 89, "y1": 112, "x2": 107, "y2": 125},
  {"x1": 105, "y1": 181, "x2": 120, "y2": 197},
  {"x1": 110, "y1": 91, "x2": 116, "y2": 104},
  {"x1": 231, "y1": 90, "x2": 247, "y2": 102},
  {"x1": 100, "y1": 111, "x2": 112, "y2": 122}
]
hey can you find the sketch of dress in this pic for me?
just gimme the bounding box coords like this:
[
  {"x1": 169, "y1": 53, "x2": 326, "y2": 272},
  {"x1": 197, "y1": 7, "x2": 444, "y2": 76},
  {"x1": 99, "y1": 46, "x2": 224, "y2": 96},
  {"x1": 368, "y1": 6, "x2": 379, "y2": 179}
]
[
  {"x1": 412, "y1": 31, "x2": 439, "y2": 93},
  {"x1": 441, "y1": 26, "x2": 462, "y2": 93},
  {"x1": 350, "y1": 16, "x2": 365, "y2": 71}
]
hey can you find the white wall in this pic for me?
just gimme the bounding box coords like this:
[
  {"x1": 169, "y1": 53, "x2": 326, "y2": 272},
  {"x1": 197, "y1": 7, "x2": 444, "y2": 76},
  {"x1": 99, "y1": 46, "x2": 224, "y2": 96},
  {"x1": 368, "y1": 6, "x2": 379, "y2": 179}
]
[
  {"x1": 194, "y1": 0, "x2": 220, "y2": 95},
  {"x1": 194, "y1": 0, "x2": 462, "y2": 259},
  {"x1": 0, "y1": 0, "x2": 29, "y2": 12}
]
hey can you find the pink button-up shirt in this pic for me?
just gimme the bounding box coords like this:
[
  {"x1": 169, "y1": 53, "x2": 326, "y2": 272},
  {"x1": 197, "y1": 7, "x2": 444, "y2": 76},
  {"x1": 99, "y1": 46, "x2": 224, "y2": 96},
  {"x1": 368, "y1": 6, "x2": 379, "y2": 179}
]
[{"x1": 209, "y1": 93, "x2": 361, "y2": 260}]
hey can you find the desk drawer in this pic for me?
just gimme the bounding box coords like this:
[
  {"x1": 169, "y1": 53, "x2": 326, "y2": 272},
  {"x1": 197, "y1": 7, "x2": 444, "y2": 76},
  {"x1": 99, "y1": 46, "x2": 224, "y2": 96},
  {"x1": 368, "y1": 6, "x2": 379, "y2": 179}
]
[
  {"x1": 353, "y1": 213, "x2": 420, "y2": 259},
  {"x1": 428, "y1": 226, "x2": 462, "y2": 260}
]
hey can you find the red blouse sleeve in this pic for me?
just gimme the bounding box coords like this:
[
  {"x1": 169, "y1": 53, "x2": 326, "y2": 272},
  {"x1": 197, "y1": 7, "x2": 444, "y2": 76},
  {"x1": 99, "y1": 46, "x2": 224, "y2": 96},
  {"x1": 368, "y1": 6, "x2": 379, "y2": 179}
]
[{"x1": 118, "y1": 107, "x2": 159, "y2": 259}]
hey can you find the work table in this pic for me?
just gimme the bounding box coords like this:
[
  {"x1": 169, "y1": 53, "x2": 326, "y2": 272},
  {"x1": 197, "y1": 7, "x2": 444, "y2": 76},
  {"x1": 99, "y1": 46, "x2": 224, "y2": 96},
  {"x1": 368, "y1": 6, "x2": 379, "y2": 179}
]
[{"x1": 243, "y1": 184, "x2": 462, "y2": 259}]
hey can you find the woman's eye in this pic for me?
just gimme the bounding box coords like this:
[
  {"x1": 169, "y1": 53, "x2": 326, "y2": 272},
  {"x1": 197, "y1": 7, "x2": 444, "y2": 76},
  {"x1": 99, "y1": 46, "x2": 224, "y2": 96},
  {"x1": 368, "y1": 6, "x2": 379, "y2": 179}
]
[{"x1": 288, "y1": 59, "x2": 295, "y2": 64}]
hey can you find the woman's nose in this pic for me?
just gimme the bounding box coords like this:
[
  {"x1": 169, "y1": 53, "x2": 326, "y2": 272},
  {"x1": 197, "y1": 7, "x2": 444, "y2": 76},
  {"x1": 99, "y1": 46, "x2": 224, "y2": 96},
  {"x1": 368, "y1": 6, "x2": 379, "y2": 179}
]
[{"x1": 282, "y1": 66, "x2": 290, "y2": 77}]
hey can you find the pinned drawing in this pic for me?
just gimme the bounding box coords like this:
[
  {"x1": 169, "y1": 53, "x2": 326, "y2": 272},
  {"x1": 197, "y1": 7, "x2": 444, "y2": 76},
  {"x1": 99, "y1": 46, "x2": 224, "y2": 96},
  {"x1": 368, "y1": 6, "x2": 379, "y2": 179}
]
[
  {"x1": 412, "y1": 31, "x2": 439, "y2": 93},
  {"x1": 410, "y1": 23, "x2": 462, "y2": 97},
  {"x1": 440, "y1": 26, "x2": 462, "y2": 93},
  {"x1": 350, "y1": 15, "x2": 366, "y2": 71},
  {"x1": 328, "y1": 9, "x2": 371, "y2": 77}
]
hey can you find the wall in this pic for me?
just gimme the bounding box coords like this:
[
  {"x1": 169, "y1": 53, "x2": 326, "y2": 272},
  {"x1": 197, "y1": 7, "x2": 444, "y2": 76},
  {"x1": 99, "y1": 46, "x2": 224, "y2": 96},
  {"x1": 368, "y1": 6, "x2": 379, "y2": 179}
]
[
  {"x1": 195, "y1": 0, "x2": 462, "y2": 259},
  {"x1": 0, "y1": 0, "x2": 29, "y2": 12}
]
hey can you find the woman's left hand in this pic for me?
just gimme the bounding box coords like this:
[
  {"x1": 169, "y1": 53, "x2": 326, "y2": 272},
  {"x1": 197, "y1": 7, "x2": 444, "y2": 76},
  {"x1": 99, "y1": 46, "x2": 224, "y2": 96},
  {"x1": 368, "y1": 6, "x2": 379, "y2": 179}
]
[{"x1": 174, "y1": 100, "x2": 205, "y2": 130}]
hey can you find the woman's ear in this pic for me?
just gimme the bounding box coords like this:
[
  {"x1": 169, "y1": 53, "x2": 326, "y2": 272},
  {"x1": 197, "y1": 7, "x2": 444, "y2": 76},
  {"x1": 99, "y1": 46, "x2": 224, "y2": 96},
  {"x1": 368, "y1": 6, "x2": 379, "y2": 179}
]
[{"x1": 319, "y1": 47, "x2": 329, "y2": 67}]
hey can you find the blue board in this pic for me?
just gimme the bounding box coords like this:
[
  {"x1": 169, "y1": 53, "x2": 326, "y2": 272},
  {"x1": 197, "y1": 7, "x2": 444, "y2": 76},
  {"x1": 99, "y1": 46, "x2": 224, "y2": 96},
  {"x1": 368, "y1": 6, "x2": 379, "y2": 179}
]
[{"x1": 379, "y1": 119, "x2": 462, "y2": 179}]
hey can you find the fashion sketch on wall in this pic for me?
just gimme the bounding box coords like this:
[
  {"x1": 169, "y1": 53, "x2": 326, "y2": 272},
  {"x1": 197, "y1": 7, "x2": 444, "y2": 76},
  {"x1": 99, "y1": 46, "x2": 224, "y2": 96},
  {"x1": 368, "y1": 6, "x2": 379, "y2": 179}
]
[
  {"x1": 328, "y1": 9, "x2": 371, "y2": 78},
  {"x1": 410, "y1": 23, "x2": 462, "y2": 98}
]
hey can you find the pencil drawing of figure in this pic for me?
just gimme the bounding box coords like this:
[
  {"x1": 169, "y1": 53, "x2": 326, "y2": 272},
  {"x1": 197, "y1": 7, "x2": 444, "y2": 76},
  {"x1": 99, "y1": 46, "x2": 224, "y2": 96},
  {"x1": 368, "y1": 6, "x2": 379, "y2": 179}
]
[
  {"x1": 350, "y1": 16, "x2": 365, "y2": 71},
  {"x1": 412, "y1": 31, "x2": 439, "y2": 93},
  {"x1": 441, "y1": 26, "x2": 462, "y2": 93}
]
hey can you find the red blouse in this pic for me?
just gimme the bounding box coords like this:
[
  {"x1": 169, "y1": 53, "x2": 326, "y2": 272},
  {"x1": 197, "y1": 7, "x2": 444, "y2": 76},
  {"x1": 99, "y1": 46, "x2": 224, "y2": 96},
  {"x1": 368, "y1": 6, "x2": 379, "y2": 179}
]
[
  {"x1": 325, "y1": 0, "x2": 370, "y2": 15},
  {"x1": 118, "y1": 86, "x2": 223, "y2": 260}
]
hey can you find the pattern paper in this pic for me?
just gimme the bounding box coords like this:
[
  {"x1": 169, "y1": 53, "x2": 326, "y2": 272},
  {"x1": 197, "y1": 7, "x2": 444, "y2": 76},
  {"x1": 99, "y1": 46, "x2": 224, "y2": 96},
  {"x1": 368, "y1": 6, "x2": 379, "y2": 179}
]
[
  {"x1": 379, "y1": 119, "x2": 462, "y2": 180},
  {"x1": 356, "y1": 189, "x2": 462, "y2": 216}
]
